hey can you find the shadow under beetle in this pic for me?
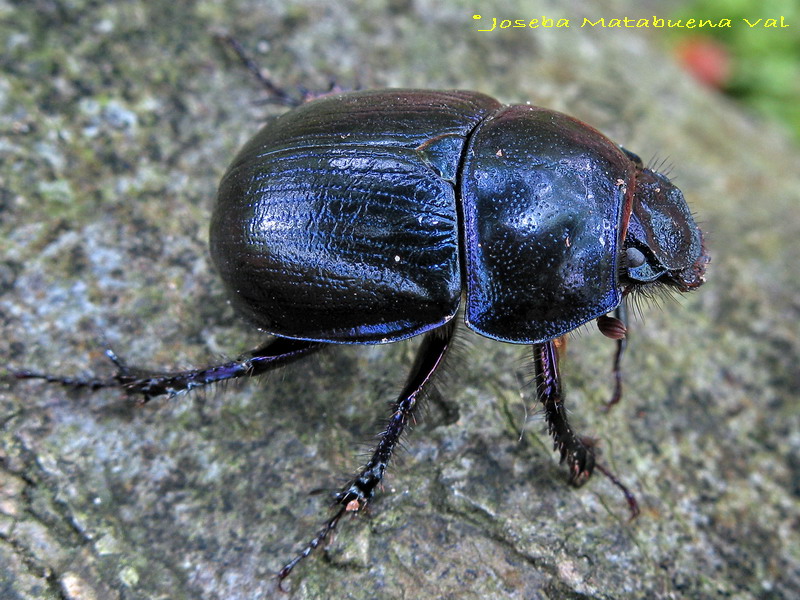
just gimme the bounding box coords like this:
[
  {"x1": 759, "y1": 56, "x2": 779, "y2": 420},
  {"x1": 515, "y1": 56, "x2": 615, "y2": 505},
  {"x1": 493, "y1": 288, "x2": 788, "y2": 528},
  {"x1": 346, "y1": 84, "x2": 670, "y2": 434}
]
[{"x1": 12, "y1": 87, "x2": 709, "y2": 583}]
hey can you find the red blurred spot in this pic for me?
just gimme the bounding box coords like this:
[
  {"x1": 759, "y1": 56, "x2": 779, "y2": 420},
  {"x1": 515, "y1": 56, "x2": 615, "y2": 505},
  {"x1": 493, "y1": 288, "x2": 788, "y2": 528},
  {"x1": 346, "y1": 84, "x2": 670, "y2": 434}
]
[{"x1": 675, "y1": 37, "x2": 732, "y2": 89}]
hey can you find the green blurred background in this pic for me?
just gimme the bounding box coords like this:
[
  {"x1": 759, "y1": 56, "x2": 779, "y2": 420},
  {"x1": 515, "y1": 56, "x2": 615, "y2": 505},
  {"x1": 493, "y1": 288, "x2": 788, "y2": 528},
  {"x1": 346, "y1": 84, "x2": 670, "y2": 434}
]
[{"x1": 668, "y1": 0, "x2": 799, "y2": 142}]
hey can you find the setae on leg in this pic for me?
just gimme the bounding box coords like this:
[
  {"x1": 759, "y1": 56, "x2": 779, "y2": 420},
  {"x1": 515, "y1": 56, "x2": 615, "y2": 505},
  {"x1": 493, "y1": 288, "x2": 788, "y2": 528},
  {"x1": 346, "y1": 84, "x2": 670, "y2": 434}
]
[{"x1": 533, "y1": 339, "x2": 595, "y2": 485}]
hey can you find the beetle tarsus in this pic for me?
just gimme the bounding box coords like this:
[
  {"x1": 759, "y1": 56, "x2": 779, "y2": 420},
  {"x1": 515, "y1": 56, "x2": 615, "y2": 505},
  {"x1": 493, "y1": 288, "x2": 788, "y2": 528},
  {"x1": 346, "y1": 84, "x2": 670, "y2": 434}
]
[
  {"x1": 277, "y1": 321, "x2": 455, "y2": 583},
  {"x1": 215, "y1": 32, "x2": 307, "y2": 107},
  {"x1": 11, "y1": 368, "x2": 119, "y2": 392},
  {"x1": 594, "y1": 460, "x2": 640, "y2": 519},
  {"x1": 277, "y1": 504, "x2": 348, "y2": 589}
]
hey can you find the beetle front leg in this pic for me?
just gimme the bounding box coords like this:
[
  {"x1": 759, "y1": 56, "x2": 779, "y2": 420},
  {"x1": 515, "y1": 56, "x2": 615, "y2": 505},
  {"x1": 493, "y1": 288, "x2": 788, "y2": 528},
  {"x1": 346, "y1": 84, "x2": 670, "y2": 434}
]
[
  {"x1": 278, "y1": 321, "x2": 455, "y2": 584},
  {"x1": 533, "y1": 339, "x2": 595, "y2": 484},
  {"x1": 12, "y1": 337, "x2": 324, "y2": 403},
  {"x1": 533, "y1": 339, "x2": 640, "y2": 517},
  {"x1": 596, "y1": 302, "x2": 629, "y2": 411}
]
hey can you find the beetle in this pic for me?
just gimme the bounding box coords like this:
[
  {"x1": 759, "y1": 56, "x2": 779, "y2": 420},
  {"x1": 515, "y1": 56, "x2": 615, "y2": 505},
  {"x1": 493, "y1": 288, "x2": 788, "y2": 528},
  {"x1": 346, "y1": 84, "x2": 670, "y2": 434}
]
[{"x1": 11, "y1": 88, "x2": 708, "y2": 583}]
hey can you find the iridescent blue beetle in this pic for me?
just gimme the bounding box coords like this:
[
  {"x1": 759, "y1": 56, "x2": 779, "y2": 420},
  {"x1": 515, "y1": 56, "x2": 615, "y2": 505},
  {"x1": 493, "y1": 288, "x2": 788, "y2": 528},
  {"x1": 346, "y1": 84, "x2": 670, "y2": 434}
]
[
  {"x1": 14, "y1": 89, "x2": 708, "y2": 583},
  {"x1": 212, "y1": 90, "x2": 706, "y2": 344}
]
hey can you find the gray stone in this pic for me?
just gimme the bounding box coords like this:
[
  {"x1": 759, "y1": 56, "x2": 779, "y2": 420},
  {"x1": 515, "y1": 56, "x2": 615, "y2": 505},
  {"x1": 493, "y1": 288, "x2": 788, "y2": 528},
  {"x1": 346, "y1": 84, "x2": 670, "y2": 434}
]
[{"x1": 2, "y1": 1, "x2": 798, "y2": 598}]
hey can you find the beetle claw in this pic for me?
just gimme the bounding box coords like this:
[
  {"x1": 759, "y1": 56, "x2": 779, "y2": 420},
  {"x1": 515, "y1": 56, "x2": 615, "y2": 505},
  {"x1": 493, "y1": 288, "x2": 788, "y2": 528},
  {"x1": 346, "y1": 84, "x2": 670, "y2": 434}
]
[{"x1": 567, "y1": 445, "x2": 596, "y2": 486}]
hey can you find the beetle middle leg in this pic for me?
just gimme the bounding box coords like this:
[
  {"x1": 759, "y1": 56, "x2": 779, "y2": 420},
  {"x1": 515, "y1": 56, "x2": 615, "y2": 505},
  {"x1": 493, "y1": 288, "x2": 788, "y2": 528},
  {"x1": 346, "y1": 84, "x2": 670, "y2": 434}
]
[
  {"x1": 12, "y1": 337, "x2": 324, "y2": 403},
  {"x1": 278, "y1": 320, "x2": 456, "y2": 583}
]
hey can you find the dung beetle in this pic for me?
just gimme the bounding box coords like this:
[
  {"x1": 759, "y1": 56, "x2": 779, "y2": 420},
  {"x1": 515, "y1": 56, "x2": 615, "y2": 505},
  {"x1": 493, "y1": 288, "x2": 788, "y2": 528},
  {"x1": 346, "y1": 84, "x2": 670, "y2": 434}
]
[{"x1": 12, "y1": 88, "x2": 708, "y2": 584}]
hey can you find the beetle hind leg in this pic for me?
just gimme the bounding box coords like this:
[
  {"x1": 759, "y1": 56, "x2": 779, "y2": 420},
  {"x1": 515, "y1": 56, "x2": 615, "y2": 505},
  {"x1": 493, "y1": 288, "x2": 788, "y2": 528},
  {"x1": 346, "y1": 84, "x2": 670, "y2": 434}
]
[
  {"x1": 278, "y1": 320, "x2": 456, "y2": 584},
  {"x1": 11, "y1": 337, "x2": 324, "y2": 403}
]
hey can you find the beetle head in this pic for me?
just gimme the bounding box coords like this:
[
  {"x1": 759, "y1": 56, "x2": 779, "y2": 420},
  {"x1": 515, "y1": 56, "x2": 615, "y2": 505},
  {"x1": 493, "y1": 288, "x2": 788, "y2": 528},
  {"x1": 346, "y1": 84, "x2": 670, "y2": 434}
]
[{"x1": 623, "y1": 165, "x2": 708, "y2": 292}]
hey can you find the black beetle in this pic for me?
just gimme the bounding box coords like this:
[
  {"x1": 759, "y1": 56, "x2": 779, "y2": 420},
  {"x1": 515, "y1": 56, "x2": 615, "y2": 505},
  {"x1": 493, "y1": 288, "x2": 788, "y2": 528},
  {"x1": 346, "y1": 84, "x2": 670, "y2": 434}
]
[{"x1": 12, "y1": 88, "x2": 708, "y2": 583}]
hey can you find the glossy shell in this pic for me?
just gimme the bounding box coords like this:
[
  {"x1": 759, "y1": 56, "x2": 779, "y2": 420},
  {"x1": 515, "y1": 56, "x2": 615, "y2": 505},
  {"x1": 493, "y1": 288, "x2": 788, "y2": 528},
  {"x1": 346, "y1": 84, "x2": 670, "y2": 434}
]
[
  {"x1": 461, "y1": 104, "x2": 634, "y2": 342},
  {"x1": 211, "y1": 90, "x2": 643, "y2": 344}
]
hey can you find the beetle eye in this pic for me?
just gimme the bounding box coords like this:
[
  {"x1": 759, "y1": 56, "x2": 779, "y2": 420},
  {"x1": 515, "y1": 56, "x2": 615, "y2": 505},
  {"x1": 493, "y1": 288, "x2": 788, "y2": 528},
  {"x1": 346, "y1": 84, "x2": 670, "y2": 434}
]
[{"x1": 626, "y1": 247, "x2": 646, "y2": 268}]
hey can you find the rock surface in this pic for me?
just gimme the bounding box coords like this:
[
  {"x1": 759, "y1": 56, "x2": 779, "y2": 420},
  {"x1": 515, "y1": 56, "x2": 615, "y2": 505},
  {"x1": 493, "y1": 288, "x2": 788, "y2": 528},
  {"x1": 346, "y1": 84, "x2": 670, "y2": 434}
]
[{"x1": 2, "y1": 1, "x2": 799, "y2": 599}]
